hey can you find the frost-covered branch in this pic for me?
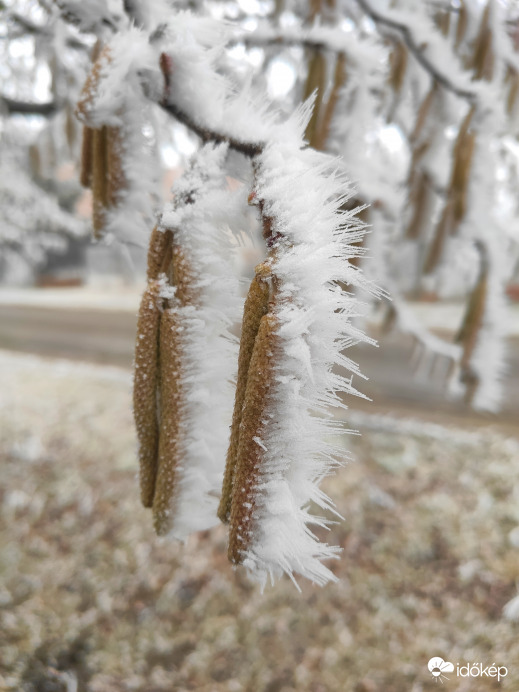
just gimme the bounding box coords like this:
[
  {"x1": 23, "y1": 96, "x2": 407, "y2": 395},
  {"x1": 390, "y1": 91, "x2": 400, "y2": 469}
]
[
  {"x1": 230, "y1": 24, "x2": 383, "y2": 70},
  {"x1": 157, "y1": 94, "x2": 263, "y2": 158},
  {"x1": 355, "y1": 0, "x2": 478, "y2": 102}
]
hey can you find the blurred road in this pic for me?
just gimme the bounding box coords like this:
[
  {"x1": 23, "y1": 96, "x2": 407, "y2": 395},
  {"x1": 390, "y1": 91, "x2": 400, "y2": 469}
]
[{"x1": 0, "y1": 303, "x2": 518, "y2": 433}]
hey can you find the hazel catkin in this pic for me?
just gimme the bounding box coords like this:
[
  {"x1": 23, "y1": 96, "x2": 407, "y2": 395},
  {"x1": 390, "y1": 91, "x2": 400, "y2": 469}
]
[
  {"x1": 217, "y1": 264, "x2": 272, "y2": 524},
  {"x1": 152, "y1": 308, "x2": 184, "y2": 536},
  {"x1": 227, "y1": 312, "x2": 280, "y2": 564},
  {"x1": 134, "y1": 280, "x2": 163, "y2": 508}
]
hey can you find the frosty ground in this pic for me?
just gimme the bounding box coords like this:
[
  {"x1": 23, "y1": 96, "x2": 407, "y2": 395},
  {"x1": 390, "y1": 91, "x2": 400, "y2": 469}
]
[{"x1": 1, "y1": 350, "x2": 519, "y2": 692}]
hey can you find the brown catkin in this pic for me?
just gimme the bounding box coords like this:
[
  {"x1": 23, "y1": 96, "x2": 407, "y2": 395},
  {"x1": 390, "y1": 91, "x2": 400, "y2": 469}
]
[
  {"x1": 228, "y1": 313, "x2": 279, "y2": 564},
  {"x1": 76, "y1": 44, "x2": 110, "y2": 121},
  {"x1": 388, "y1": 41, "x2": 408, "y2": 95},
  {"x1": 92, "y1": 126, "x2": 109, "y2": 238},
  {"x1": 171, "y1": 245, "x2": 196, "y2": 306},
  {"x1": 450, "y1": 107, "x2": 476, "y2": 224},
  {"x1": 147, "y1": 225, "x2": 171, "y2": 281},
  {"x1": 303, "y1": 49, "x2": 326, "y2": 148},
  {"x1": 425, "y1": 106, "x2": 475, "y2": 270},
  {"x1": 80, "y1": 126, "x2": 94, "y2": 188},
  {"x1": 406, "y1": 170, "x2": 432, "y2": 240},
  {"x1": 152, "y1": 308, "x2": 183, "y2": 536},
  {"x1": 423, "y1": 199, "x2": 454, "y2": 274},
  {"x1": 506, "y1": 67, "x2": 519, "y2": 116},
  {"x1": 472, "y1": 2, "x2": 494, "y2": 82},
  {"x1": 456, "y1": 246, "x2": 488, "y2": 368},
  {"x1": 455, "y1": 1, "x2": 468, "y2": 49},
  {"x1": 217, "y1": 264, "x2": 272, "y2": 524},
  {"x1": 134, "y1": 280, "x2": 163, "y2": 508},
  {"x1": 107, "y1": 125, "x2": 126, "y2": 206},
  {"x1": 313, "y1": 53, "x2": 347, "y2": 152}
]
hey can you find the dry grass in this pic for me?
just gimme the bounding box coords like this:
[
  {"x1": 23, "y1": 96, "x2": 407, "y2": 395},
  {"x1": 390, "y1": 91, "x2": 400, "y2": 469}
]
[{"x1": 1, "y1": 351, "x2": 518, "y2": 692}]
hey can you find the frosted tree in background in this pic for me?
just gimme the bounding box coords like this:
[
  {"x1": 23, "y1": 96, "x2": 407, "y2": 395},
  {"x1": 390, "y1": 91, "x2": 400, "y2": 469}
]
[
  {"x1": 2, "y1": 0, "x2": 519, "y2": 585},
  {"x1": 0, "y1": 0, "x2": 92, "y2": 280}
]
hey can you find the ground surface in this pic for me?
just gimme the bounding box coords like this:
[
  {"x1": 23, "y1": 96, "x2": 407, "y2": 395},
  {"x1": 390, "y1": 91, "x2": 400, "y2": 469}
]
[{"x1": 1, "y1": 350, "x2": 519, "y2": 692}]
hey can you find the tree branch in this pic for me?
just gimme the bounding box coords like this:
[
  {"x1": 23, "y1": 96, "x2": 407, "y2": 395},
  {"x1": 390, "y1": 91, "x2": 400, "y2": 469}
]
[
  {"x1": 1, "y1": 96, "x2": 60, "y2": 116},
  {"x1": 158, "y1": 100, "x2": 264, "y2": 158},
  {"x1": 155, "y1": 54, "x2": 264, "y2": 158},
  {"x1": 355, "y1": 0, "x2": 477, "y2": 102}
]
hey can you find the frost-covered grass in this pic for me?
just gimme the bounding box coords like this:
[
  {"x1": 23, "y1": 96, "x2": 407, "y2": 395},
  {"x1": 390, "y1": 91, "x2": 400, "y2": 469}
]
[{"x1": 1, "y1": 351, "x2": 519, "y2": 692}]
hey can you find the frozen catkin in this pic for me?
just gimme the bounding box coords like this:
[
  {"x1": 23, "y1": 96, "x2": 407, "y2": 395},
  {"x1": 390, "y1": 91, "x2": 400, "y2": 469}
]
[
  {"x1": 223, "y1": 107, "x2": 379, "y2": 589},
  {"x1": 75, "y1": 28, "x2": 157, "y2": 244},
  {"x1": 134, "y1": 143, "x2": 241, "y2": 541},
  {"x1": 218, "y1": 262, "x2": 272, "y2": 524},
  {"x1": 134, "y1": 279, "x2": 162, "y2": 508}
]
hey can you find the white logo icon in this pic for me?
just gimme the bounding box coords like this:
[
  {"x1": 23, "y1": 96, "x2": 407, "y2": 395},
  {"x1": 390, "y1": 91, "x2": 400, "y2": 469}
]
[{"x1": 428, "y1": 657, "x2": 454, "y2": 683}]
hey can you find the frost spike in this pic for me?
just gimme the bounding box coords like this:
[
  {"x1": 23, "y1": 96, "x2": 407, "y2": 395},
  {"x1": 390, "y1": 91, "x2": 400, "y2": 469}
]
[
  {"x1": 228, "y1": 312, "x2": 279, "y2": 564},
  {"x1": 218, "y1": 263, "x2": 271, "y2": 524},
  {"x1": 134, "y1": 279, "x2": 163, "y2": 508}
]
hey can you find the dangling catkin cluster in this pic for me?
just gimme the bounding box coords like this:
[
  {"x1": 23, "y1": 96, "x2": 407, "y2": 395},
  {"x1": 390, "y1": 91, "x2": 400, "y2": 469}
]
[
  {"x1": 76, "y1": 45, "x2": 127, "y2": 238},
  {"x1": 75, "y1": 28, "x2": 157, "y2": 244},
  {"x1": 134, "y1": 143, "x2": 241, "y2": 541},
  {"x1": 217, "y1": 262, "x2": 273, "y2": 526},
  {"x1": 215, "y1": 107, "x2": 379, "y2": 588}
]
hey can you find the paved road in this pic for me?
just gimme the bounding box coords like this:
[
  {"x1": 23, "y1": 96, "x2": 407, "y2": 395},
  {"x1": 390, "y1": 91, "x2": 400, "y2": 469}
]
[{"x1": 0, "y1": 304, "x2": 517, "y2": 432}]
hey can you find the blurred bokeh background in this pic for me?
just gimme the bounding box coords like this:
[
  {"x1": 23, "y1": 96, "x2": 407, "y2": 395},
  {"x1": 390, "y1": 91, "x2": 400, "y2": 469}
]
[{"x1": 1, "y1": 0, "x2": 519, "y2": 690}]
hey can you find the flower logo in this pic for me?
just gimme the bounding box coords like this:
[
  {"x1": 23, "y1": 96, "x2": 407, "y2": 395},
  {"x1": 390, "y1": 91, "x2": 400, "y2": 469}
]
[{"x1": 428, "y1": 657, "x2": 454, "y2": 683}]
